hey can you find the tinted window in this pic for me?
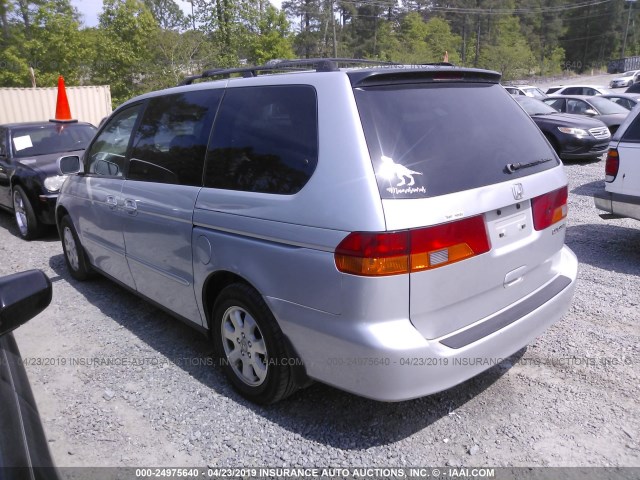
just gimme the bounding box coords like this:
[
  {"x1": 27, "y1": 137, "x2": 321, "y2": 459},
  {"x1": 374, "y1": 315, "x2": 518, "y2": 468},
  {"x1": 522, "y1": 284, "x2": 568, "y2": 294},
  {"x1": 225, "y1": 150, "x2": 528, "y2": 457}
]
[
  {"x1": 355, "y1": 83, "x2": 559, "y2": 199},
  {"x1": 563, "y1": 87, "x2": 581, "y2": 95},
  {"x1": 567, "y1": 99, "x2": 589, "y2": 114},
  {"x1": 86, "y1": 105, "x2": 142, "y2": 177},
  {"x1": 588, "y1": 97, "x2": 629, "y2": 115},
  {"x1": 204, "y1": 86, "x2": 318, "y2": 195},
  {"x1": 10, "y1": 124, "x2": 96, "y2": 158},
  {"x1": 621, "y1": 112, "x2": 640, "y2": 142},
  {"x1": 129, "y1": 90, "x2": 222, "y2": 186},
  {"x1": 545, "y1": 98, "x2": 565, "y2": 111}
]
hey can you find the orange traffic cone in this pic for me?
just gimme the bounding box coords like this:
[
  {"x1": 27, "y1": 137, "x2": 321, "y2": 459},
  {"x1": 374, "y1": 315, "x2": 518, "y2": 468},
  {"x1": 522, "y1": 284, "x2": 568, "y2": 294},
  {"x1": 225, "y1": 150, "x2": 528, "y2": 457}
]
[{"x1": 51, "y1": 75, "x2": 75, "y2": 123}]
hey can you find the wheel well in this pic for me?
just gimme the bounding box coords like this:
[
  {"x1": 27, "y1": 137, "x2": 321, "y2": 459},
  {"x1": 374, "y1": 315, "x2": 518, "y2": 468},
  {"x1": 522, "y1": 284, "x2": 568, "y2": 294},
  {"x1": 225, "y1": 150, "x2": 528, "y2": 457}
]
[{"x1": 202, "y1": 271, "x2": 251, "y2": 334}]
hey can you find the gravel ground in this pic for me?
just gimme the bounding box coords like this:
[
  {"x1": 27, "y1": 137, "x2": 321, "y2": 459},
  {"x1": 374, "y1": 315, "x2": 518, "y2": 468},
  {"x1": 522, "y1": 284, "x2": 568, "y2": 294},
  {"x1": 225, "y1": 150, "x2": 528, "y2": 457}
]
[{"x1": 4, "y1": 158, "x2": 640, "y2": 468}]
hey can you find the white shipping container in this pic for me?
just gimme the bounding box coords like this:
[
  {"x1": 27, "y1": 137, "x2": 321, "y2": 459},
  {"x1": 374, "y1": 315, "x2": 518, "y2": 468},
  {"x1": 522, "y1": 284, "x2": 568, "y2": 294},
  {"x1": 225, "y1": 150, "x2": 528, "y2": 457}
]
[{"x1": 0, "y1": 85, "x2": 112, "y2": 127}]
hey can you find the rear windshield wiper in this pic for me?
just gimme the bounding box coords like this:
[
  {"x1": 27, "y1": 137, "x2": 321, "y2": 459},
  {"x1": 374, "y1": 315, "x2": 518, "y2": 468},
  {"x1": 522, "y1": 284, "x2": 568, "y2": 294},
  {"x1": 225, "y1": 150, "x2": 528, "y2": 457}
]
[{"x1": 505, "y1": 158, "x2": 553, "y2": 173}]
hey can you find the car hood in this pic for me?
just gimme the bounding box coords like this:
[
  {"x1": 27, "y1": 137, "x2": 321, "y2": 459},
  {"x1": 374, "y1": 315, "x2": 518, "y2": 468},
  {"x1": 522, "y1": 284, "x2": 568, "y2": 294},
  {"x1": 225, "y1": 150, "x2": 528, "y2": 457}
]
[
  {"x1": 15, "y1": 151, "x2": 83, "y2": 176},
  {"x1": 530, "y1": 112, "x2": 607, "y2": 129}
]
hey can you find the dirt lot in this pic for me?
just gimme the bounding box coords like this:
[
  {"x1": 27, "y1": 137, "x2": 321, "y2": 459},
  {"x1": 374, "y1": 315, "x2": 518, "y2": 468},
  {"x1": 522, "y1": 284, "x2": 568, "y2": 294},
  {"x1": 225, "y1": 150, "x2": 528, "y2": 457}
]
[{"x1": 4, "y1": 158, "x2": 639, "y2": 468}]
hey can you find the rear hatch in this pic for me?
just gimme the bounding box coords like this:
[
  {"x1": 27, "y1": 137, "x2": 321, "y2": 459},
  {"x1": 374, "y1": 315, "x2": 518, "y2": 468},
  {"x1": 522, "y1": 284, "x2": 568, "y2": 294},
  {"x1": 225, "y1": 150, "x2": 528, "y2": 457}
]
[
  {"x1": 351, "y1": 70, "x2": 569, "y2": 340},
  {"x1": 607, "y1": 110, "x2": 640, "y2": 197}
]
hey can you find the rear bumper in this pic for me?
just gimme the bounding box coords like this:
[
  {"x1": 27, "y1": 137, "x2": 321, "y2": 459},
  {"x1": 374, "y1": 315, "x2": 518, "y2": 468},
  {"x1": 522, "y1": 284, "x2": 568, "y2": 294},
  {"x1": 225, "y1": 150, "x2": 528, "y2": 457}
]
[
  {"x1": 594, "y1": 188, "x2": 640, "y2": 221},
  {"x1": 271, "y1": 246, "x2": 578, "y2": 401}
]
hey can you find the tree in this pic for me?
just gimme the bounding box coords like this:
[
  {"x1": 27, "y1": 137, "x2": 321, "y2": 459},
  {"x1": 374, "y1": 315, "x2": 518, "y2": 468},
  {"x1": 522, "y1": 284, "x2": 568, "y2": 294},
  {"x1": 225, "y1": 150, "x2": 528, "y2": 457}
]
[
  {"x1": 28, "y1": 0, "x2": 87, "y2": 86},
  {"x1": 479, "y1": 15, "x2": 536, "y2": 80},
  {"x1": 92, "y1": 0, "x2": 159, "y2": 107},
  {"x1": 247, "y1": 5, "x2": 294, "y2": 64}
]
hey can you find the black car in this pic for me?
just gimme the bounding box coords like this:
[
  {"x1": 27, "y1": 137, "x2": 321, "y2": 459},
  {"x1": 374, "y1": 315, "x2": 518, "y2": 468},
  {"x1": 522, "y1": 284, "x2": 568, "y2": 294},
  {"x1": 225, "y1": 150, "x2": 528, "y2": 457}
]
[
  {"x1": 515, "y1": 96, "x2": 611, "y2": 160},
  {"x1": 0, "y1": 121, "x2": 96, "y2": 239},
  {"x1": 0, "y1": 269, "x2": 59, "y2": 479},
  {"x1": 542, "y1": 95, "x2": 628, "y2": 135}
]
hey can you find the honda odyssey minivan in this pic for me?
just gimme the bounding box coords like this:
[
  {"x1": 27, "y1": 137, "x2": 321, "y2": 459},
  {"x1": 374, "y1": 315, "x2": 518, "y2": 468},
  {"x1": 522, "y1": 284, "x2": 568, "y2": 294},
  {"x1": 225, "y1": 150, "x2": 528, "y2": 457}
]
[{"x1": 56, "y1": 59, "x2": 578, "y2": 404}]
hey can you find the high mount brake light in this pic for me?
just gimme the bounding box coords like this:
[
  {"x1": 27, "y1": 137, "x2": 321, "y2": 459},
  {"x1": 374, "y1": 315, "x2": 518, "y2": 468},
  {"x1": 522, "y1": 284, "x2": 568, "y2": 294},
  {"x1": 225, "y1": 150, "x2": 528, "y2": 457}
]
[
  {"x1": 334, "y1": 216, "x2": 490, "y2": 276},
  {"x1": 531, "y1": 186, "x2": 568, "y2": 231}
]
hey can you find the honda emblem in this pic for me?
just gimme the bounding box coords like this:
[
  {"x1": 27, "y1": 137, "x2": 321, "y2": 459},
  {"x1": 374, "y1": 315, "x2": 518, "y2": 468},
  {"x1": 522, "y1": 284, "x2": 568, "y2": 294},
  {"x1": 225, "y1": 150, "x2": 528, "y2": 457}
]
[{"x1": 512, "y1": 183, "x2": 524, "y2": 200}]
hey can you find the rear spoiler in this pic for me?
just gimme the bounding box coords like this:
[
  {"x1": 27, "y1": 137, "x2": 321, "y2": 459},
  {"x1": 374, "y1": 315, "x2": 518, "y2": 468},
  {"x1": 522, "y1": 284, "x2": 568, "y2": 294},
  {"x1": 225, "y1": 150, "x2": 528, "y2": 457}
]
[{"x1": 348, "y1": 67, "x2": 501, "y2": 87}]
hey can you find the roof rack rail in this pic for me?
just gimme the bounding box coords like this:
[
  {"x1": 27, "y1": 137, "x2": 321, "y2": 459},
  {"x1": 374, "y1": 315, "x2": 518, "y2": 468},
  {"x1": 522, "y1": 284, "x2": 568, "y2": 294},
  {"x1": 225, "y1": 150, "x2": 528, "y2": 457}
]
[{"x1": 179, "y1": 58, "x2": 400, "y2": 85}]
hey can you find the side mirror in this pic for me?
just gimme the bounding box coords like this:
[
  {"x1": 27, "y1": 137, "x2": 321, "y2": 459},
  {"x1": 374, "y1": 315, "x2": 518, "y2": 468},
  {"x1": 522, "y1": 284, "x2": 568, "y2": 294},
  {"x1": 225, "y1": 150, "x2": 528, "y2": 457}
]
[
  {"x1": 0, "y1": 270, "x2": 52, "y2": 337},
  {"x1": 584, "y1": 109, "x2": 598, "y2": 116},
  {"x1": 58, "y1": 155, "x2": 82, "y2": 175}
]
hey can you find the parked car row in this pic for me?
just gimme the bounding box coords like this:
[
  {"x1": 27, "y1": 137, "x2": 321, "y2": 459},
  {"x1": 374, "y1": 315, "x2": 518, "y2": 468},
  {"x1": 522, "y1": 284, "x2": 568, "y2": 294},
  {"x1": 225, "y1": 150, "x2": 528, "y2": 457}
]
[{"x1": 503, "y1": 83, "x2": 633, "y2": 160}]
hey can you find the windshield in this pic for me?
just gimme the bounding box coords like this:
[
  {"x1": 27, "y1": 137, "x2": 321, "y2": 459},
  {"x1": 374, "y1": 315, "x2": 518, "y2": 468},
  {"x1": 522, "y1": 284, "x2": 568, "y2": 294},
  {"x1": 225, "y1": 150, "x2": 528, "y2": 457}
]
[
  {"x1": 10, "y1": 123, "x2": 96, "y2": 158},
  {"x1": 588, "y1": 97, "x2": 630, "y2": 115},
  {"x1": 355, "y1": 83, "x2": 559, "y2": 199},
  {"x1": 623, "y1": 71, "x2": 635, "y2": 77},
  {"x1": 523, "y1": 87, "x2": 546, "y2": 99},
  {"x1": 516, "y1": 97, "x2": 558, "y2": 115}
]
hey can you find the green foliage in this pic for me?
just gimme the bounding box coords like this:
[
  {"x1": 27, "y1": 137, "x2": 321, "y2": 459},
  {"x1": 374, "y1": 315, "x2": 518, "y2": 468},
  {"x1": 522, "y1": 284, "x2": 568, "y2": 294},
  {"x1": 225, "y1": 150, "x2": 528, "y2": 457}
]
[
  {"x1": 377, "y1": 13, "x2": 461, "y2": 64},
  {"x1": 0, "y1": 0, "x2": 638, "y2": 100},
  {"x1": 247, "y1": 5, "x2": 294, "y2": 64},
  {"x1": 479, "y1": 16, "x2": 536, "y2": 80},
  {"x1": 91, "y1": 0, "x2": 159, "y2": 107},
  {"x1": 28, "y1": 0, "x2": 87, "y2": 86}
]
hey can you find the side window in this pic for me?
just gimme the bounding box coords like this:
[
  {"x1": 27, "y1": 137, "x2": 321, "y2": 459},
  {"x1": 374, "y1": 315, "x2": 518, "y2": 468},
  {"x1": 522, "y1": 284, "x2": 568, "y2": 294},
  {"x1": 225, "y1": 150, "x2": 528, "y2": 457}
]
[
  {"x1": 204, "y1": 85, "x2": 318, "y2": 195},
  {"x1": 129, "y1": 90, "x2": 223, "y2": 186},
  {"x1": 567, "y1": 99, "x2": 588, "y2": 114},
  {"x1": 86, "y1": 105, "x2": 142, "y2": 177},
  {"x1": 621, "y1": 112, "x2": 640, "y2": 142},
  {"x1": 545, "y1": 99, "x2": 565, "y2": 111},
  {"x1": 564, "y1": 87, "x2": 579, "y2": 95}
]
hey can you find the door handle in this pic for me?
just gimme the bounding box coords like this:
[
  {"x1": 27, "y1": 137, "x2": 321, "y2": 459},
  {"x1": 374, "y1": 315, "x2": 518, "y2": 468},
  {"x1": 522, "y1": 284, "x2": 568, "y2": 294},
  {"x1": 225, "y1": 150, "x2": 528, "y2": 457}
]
[
  {"x1": 105, "y1": 195, "x2": 117, "y2": 209},
  {"x1": 123, "y1": 198, "x2": 137, "y2": 214}
]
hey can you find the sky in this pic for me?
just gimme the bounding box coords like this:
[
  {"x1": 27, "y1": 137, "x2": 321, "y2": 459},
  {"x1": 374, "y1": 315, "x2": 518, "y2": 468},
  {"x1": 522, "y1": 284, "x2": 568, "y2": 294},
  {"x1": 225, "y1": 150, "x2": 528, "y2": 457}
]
[{"x1": 70, "y1": 0, "x2": 282, "y2": 27}]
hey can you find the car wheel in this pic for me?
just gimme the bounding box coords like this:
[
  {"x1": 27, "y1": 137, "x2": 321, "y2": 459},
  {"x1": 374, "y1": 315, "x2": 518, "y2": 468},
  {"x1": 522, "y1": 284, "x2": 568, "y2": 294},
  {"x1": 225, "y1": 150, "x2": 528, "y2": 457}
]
[
  {"x1": 12, "y1": 186, "x2": 43, "y2": 240},
  {"x1": 60, "y1": 215, "x2": 94, "y2": 281},
  {"x1": 213, "y1": 283, "x2": 300, "y2": 404}
]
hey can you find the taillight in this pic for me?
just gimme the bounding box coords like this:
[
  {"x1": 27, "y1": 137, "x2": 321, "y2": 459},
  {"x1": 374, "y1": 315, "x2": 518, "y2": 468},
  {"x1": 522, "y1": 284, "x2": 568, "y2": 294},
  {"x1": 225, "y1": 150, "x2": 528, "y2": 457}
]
[
  {"x1": 334, "y1": 216, "x2": 490, "y2": 276},
  {"x1": 531, "y1": 186, "x2": 568, "y2": 231},
  {"x1": 605, "y1": 148, "x2": 619, "y2": 182}
]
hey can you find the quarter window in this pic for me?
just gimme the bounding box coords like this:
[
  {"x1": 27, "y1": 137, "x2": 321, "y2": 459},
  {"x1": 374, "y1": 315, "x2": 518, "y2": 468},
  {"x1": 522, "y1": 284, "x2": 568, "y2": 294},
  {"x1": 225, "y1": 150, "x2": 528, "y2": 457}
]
[
  {"x1": 204, "y1": 86, "x2": 318, "y2": 195},
  {"x1": 86, "y1": 105, "x2": 142, "y2": 177},
  {"x1": 129, "y1": 90, "x2": 223, "y2": 186}
]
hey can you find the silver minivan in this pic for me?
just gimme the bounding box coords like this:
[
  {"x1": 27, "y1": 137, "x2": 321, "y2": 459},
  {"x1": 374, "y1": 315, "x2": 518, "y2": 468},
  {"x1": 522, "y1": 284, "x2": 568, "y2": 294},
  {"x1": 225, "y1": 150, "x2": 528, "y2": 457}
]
[{"x1": 56, "y1": 60, "x2": 578, "y2": 404}]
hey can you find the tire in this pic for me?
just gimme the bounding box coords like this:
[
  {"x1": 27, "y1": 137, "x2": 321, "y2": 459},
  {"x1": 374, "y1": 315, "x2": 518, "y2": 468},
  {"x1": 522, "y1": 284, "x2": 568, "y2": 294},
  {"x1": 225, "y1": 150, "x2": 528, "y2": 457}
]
[
  {"x1": 12, "y1": 186, "x2": 43, "y2": 240},
  {"x1": 60, "y1": 215, "x2": 94, "y2": 281},
  {"x1": 213, "y1": 283, "x2": 300, "y2": 404}
]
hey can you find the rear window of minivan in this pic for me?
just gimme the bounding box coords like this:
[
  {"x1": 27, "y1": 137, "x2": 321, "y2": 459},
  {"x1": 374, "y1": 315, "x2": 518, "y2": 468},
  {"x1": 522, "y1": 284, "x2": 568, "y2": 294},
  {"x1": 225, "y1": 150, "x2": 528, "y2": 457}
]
[{"x1": 354, "y1": 83, "x2": 559, "y2": 199}]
